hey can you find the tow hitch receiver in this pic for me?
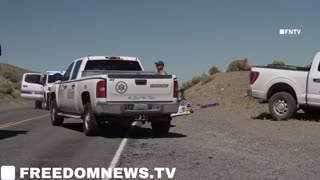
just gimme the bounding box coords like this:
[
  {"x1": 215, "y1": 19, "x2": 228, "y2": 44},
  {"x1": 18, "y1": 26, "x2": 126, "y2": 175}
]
[{"x1": 135, "y1": 114, "x2": 148, "y2": 121}]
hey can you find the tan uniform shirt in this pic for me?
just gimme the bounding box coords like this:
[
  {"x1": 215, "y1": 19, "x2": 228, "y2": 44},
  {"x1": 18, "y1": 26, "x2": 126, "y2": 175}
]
[{"x1": 156, "y1": 70, "x2": 167, "y2": 75}]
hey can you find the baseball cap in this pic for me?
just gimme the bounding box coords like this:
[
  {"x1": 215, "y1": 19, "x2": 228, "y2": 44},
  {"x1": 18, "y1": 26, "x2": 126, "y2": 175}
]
[{"x1": 155, "y1": 60, "x2": 164, "y2": 66}]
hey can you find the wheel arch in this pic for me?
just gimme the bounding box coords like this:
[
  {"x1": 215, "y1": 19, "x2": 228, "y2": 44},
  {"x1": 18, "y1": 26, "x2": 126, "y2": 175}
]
[
  {"x1": 81, "y1": 91, "x2": 91, "y2": 106},
  {"x1": 267, "y1": 83, "x2": 297, "y2": 102}
]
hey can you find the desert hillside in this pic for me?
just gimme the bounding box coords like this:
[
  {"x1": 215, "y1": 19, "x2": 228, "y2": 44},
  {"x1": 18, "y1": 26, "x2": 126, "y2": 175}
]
[
  {"x1": 0, "y1": 63, "x2": 34, "y2": 103},
  {"x1": 185, "y1": 71, "x2": 265, "y2": 115}
]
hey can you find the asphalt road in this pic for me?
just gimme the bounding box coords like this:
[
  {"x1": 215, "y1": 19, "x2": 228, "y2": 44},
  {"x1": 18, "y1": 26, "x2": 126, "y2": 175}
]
[{"x1": 0, "y1": 106, "x2": 127, "y2": 180}]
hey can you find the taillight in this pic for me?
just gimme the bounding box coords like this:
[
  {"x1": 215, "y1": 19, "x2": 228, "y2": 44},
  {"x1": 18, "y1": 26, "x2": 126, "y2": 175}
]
[
  {"x1": 250, "y1": 71, "x2": 259, "y2": 85},
  {"x1": 174, "y1": 79, "x2": 179, "y2": 98},
  {"x1": 96, "y1": 80, "x2": 107, "y2": 98}
]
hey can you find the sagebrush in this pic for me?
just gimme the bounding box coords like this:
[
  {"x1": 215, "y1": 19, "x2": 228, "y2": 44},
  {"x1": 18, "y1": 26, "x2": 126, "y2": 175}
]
[{"x1": 227, "y1": 59, "x2": 250, "y2": 72}]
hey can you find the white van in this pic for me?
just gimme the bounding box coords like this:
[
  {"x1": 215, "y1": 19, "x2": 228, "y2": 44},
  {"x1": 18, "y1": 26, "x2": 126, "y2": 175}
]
[
  {"x1": 21, "y1": 71, "x2": 63, "y2": 109},
  {"x1": 21, "y1": 73, "x2": 44, "y2": 109}
]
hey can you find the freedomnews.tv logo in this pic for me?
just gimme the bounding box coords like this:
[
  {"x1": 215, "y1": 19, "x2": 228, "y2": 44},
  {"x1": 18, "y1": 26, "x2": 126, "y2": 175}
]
[
  {"x1": 279, "y1": 29, "x2": 302, "y2": 35},
  {"x1": 1, "y1": 166, "x2": 176, "y2": 180}
]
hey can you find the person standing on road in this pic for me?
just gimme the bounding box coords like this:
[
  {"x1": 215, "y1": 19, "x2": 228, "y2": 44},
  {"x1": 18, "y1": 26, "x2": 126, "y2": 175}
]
[{"x1": 155, "y1": 60, "x2": 167, "y2": 75}]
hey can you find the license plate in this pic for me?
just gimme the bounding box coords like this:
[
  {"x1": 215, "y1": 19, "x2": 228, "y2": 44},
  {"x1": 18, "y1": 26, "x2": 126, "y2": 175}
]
[{"x1": 134, "y1": 104, "x2": 148, "y2": 110}]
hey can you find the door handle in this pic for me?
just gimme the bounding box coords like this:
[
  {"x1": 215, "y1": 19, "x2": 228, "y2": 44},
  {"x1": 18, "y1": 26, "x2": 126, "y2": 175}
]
[
  {"x1": 71, "y1": 84, "x2": 75, "y2": 89},
  {"x1": 313, "y1": 78, "x2": 320, "y2": 83},
  {"x1": 62, "y1": 84, "x2": 67, "y2": 89}
]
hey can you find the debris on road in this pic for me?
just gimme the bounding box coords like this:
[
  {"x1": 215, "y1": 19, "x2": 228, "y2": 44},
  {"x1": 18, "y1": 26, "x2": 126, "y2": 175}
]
[
  {"x1": 199, "y1": 102, "x2": 220, "y2": 109},
  {"x1": 187, "y1": 102, "x2": 220, "y2": 109},
  {"x1": 171, "y1": 105, "x2": 193, "y2": 117},
  {"x1": 171, "y1": 102, "x2": 219, "y2": 117}
]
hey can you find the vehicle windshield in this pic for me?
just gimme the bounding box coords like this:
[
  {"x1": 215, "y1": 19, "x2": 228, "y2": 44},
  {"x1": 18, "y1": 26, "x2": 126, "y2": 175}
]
[
  {"x1": 48, "y1": 73, "x2": 62, "y2": 83},
  {"x1": 84, "y1": 60, "x2": 142, "y2": 71}
]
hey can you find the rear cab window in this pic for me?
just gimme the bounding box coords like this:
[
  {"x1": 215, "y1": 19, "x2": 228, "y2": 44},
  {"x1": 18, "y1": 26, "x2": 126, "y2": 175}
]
[
  {"x1": 25, "y1": 74, "x2": 42, "y2": 84},
  {"x1": 84, "y1": 60, "x2": 142, "y2": 71}
]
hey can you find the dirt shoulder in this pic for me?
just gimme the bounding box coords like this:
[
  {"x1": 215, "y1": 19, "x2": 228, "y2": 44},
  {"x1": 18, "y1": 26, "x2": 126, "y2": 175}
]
[{"x1": 0, "y1": 94, "x2": 32, "y2": 107}]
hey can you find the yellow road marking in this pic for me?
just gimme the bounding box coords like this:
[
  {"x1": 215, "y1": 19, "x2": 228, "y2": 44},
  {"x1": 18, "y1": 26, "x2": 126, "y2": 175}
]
[
  {"x1": 0, "y1": 122, "x2": 15, "y2": 128},
  {"x1": 0, "y1": 114, "x2": 49, "y2": 129}
]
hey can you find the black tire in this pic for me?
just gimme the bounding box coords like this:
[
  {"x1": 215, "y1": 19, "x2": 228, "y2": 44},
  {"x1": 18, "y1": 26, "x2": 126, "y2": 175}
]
[
  {"x1": 35, "y1": 101, "x2": 42, "y2": 109},
  {"x1": 269, "y1": 92, "x2": 297, "y2": 120},
  {"x1": 151, "y1": 118, "x2": 171, "y2": 136},
  {"x1": 83, "y1": 102, "x2": 101, "y2": 136},
  {"x1": 39, "y1": 101, "x2": 42, "y2": 109},
  {"x1": 50, "y1": 99, "x2": 64, "y2": 126}
]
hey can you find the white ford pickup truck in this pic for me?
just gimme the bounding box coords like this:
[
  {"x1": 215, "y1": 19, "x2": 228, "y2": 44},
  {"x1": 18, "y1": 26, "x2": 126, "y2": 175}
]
[
  {"x1": 50, "y1": 56, "x2": 179, "y2": 136},
  {"x1": 248, "y1": 52, "x2": 320, "y2": 120}
]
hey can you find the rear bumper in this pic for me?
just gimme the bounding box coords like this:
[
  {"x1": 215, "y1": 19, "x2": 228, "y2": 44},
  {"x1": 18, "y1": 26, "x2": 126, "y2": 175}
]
[
  {"x1": 21, "y1": 93, "x2": 44, "y2": 101},
  {"x1": 94, "y1": 101, "x2": 180, "y2": 116},
  {"x1": 247, "y1": 87, "x2": 267, "y2": 100}
]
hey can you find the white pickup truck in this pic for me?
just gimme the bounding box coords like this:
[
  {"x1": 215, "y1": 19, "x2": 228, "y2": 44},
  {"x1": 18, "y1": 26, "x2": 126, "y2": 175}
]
[
  {"x1": 49, "y1": 56, "x2": 179, "y2": 136},
  {"x1": 248, "y1": 52, "x2": 320, "y2": 120}
]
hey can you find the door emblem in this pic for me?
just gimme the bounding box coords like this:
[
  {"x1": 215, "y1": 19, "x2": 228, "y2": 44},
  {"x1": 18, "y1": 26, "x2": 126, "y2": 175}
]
[{"x1": 115, "y1": 81, "x2": 128, "y2": 94}]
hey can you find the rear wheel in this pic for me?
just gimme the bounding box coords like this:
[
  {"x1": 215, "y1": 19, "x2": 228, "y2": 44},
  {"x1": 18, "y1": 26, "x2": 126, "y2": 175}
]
[
  {"x1": 269, "y1": 92, "x2": 297, "y2": 120},
  {"x1": 83, "y1": 102, "x2": 101, "y2": 136},
  {"x1": 151, "y1": 117, "x2": 171, "y2": 136},
  {"x1": 34, "y1": 101, "x2": 37, "y2": 109},
  {"x1": 50, "y1": 99, "x2": 64, "y2": 126}
]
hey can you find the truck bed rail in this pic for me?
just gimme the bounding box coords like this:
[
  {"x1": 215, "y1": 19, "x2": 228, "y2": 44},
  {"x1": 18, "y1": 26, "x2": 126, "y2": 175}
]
[
  {"x1": 253, "y1": 64, "x2": 310, "y2": 71},
  {"x1": 81, "y1": 70, "x2": 156, "y2": 77}
]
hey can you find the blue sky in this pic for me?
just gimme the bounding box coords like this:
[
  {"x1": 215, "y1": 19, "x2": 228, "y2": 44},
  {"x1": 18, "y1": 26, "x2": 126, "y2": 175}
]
[{"x1": 0, "y1": 0, "x2": 319, "y2": 82}]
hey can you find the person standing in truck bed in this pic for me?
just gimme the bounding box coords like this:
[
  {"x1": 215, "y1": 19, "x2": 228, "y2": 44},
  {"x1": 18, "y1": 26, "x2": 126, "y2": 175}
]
[{"x1": 155, "y1": 60, "x2": 167, "y2": 75}]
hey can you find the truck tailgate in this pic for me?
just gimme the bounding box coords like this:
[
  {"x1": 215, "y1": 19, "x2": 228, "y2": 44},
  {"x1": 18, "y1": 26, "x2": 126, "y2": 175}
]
[{"x1": 106, "y1": 74, "x2": 175, "y2": 102}]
